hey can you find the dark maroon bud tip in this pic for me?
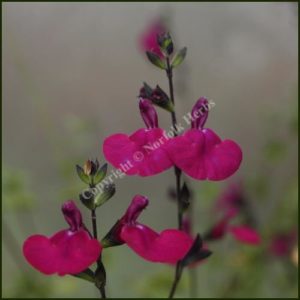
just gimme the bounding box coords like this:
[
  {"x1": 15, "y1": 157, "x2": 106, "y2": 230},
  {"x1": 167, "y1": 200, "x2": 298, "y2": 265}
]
[
  {"x1": 139, "y1": 98, "x2": 159, "y2": 129},
  {"x1": 62, "y1": 200, "x2": 83, "y2": 231},
  {"x1": 123, "y1": 195, "x2": 149, "y2": 224},
  {"x1": 191, "y1": 97, "x2": 210, "y2": 129}
]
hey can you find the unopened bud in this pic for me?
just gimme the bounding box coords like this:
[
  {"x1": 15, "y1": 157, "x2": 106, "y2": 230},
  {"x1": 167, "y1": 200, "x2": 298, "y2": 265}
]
[{"x1": 157, "y1": 32, "x2": 174, "y2": 56}]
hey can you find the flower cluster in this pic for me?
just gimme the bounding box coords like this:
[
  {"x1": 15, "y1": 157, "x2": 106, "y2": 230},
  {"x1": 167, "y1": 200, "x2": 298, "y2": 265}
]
[
  {"x1": 103, "y1": 97, "x2": 242, "y2": 180},
  {"x1": 22, "y1": 21, "x2": 259, "y2": 299}
]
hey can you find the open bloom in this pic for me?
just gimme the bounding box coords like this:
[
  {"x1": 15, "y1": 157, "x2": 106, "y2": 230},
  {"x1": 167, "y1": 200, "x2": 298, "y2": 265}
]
[
  {"x1": 204, "y1": 209, "x2": 260, "y2": 245},
  {"x1": 104, "y1": 195, "x2": 204, "y2": 264},
  {"x1": 103, "y1": 99, "x2": 173, "y2": 176},
  {"x1": 167, "y1": 98, "x2": 243, "y2": 181},
  {"x1": 23, "y1": 200, "x2": 102, "y2": 276}
]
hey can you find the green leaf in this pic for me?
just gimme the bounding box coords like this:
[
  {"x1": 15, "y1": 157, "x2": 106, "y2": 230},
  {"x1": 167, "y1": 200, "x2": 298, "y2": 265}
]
[
  {"x1": 94, "y1": 183, "x2": 116, "y2": 208},
  {"x1": 79, "y1": 189, "x2": 95, "y2": 210},
  {"x1": 73, "y1": 268, "x2": 95, "y2": 283},
  {"x1": 142, "y1": 82, "x2": 153, "y2": 98},
  {"x1": 93, "y1": 163, "x2": 108, "y2": 185},
  {"x1": 146, "y1": 51, "x2": 166, "y2": 70},
  {"x1": 101, "y1": 220, "x2": 124, "y2": 248},
  {"x1": 76, "y1": 165, "x2": 90, "y2": 184},
  {"x1": 171, "y1": 47, "x2": 187, "y2": 68},
  {"x1": 179, "y1": 182, "x2": 191, "y2": 212}
]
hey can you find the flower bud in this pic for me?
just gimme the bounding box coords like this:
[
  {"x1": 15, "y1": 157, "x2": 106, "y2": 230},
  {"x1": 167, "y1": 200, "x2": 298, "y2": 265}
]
[
  {"x1": 139, "y1": 83, "x2": 174, "y2": 112},
  {"x1": 62, "y1": 200, "x2": 83, "y2": 231},
  {"x1": 151, "y1": 85, "x2": 174, "y2": 112},
  {"x1": 139, "y1": 98, "x2": 158, "y2": 129},
  {"x1": 83, "y1": 160, "x2": 93, "y2": 176},
  {"x1": 191, "y1": 97, "x2": 209, "y2": 129},
  {"x1": 77, "y1": 159, "x2": 107, "y2": 186},
  {"x1": 157, "y1": 32, "x2": 174, "y2": 56}
]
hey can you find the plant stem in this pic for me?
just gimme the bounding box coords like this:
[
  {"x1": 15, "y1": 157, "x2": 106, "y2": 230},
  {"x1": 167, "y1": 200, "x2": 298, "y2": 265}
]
[
  {"x1": 91, "y1": 207, "x2": 107, "y2": 298},
  {"x1": 168, "y1": 264, "x2": 183, "y2": 298},
  {"x1": 187, "y1": 196, "x2": 198, "y2": 298},
  {"x1": 166, "y1": 57, "x2": 183, "y2": 230},
  {"x1": 166, "y1": 57, "x2": 184, "y2": 298}
]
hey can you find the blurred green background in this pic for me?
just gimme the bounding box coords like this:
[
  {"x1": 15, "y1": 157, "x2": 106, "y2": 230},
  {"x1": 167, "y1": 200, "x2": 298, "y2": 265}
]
[{"x1": 2, "y1": 2, "x2": 298, "y2": 298}]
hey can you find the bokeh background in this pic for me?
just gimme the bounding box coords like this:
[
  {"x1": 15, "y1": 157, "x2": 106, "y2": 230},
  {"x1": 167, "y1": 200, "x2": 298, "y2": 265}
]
[{"x1": 2, "y1": 2, "x2": 298, "y2": 298}]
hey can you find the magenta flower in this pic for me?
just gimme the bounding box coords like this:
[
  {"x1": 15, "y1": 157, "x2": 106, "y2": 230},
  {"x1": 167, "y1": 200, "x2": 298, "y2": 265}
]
[
  {"x1": 269, "y1": 230, "x2": 297, "y2": 257},
  {"x1": 103, "y1": 99, "x2": 173, "y2": 176},
  {"x1": 106, "y1": 195, "x2": 197, "y2": 264},
  {"x1": 205, "y1": 209, "x2": 260, "y2": 245},
  {"x1": 229, "y1": 225, "x2": 261, "y2": 245},
  {"x1": 23, "y1": 200, "x2": 102, "y2": 276},
  {"x1": 139, "y1": 19, "x2": 166, "y2": 58},
  {"x1": 167, "y1": 98, "x2": 243, "y2": 181}
]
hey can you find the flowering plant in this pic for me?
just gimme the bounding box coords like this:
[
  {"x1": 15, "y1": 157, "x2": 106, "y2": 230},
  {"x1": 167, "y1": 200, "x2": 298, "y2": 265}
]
[{"x1": 22, "y1": 21, "x2": 260, "y2": 298}]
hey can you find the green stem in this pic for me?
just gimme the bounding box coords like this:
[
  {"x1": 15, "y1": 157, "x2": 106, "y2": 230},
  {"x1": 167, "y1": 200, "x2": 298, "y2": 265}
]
[{"x1": 168, "y1": 264, "x2": 183, "y2": 298}]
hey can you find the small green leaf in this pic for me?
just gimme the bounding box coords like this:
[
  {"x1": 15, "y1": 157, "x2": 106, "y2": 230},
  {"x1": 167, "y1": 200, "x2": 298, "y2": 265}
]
[
  {"x1": 179, "y1": 182, "x2": 191, "y2": 212},
  {"x1": 142, "y1": 82, "x2": 154, "y2": 98},
  {"x1": 93, "y1": 163, "x2": 108, "y2": 185},
  {"x1": 73, "y1": 268, "x2": 95, "y2": 283},
  {"x1": 146, "y1": 51, "x2": 166, "y2": 70},
  {"x1": 101, "y1": 220, "x2": 124, "y2": 248},
  {"x1": 171, "y1": 47, "x2": 187, "y2": 68},
  {"x1": 76, "y1": 165, "x2": 90, "y2": 184},
  {"x1": 94, "y1": 183, "x2": 116, "y2": 208},
  {"x1": 79, "y1": 190, "x2": 95, "y2": 210}
]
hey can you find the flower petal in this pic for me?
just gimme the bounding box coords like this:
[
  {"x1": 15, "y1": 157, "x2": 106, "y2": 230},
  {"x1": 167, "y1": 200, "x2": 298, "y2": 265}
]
[
  {"x1": 167, "y1": 129, "x2": 242, "y2": 181},
  {"x1": 23, "y1": 230, "x2": 102, "y2": 276},
  {"x1": 23, "y1": 235, "x2": 58, "y2": 275},
  {"x1": 229, "y1": 226, "x2": 261, "y2": 245},
  {"x1": 103, "y1": 128, "x2": 173, "y2": 177},
  {"x1": 121, "y1": 224, "x2": 193, "y2": 264}
]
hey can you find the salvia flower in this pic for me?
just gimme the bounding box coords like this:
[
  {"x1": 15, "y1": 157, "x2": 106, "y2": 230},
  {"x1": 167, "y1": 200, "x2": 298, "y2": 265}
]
[
  {"x1": 204, "y1": 209, "x2": 260, "y2": 245},
  {"x1": 103, "y1": 195, "x2": 201, "y2": 264},
  {"x1": 103, "y1": 99, "x2": 172, "y2": 176},
  {"x1": 23, "y1": 200, "x2": 102, "y2": 276},
  {"x1": 167, "y1": 97, "x2": 243, "y2": 181}
]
